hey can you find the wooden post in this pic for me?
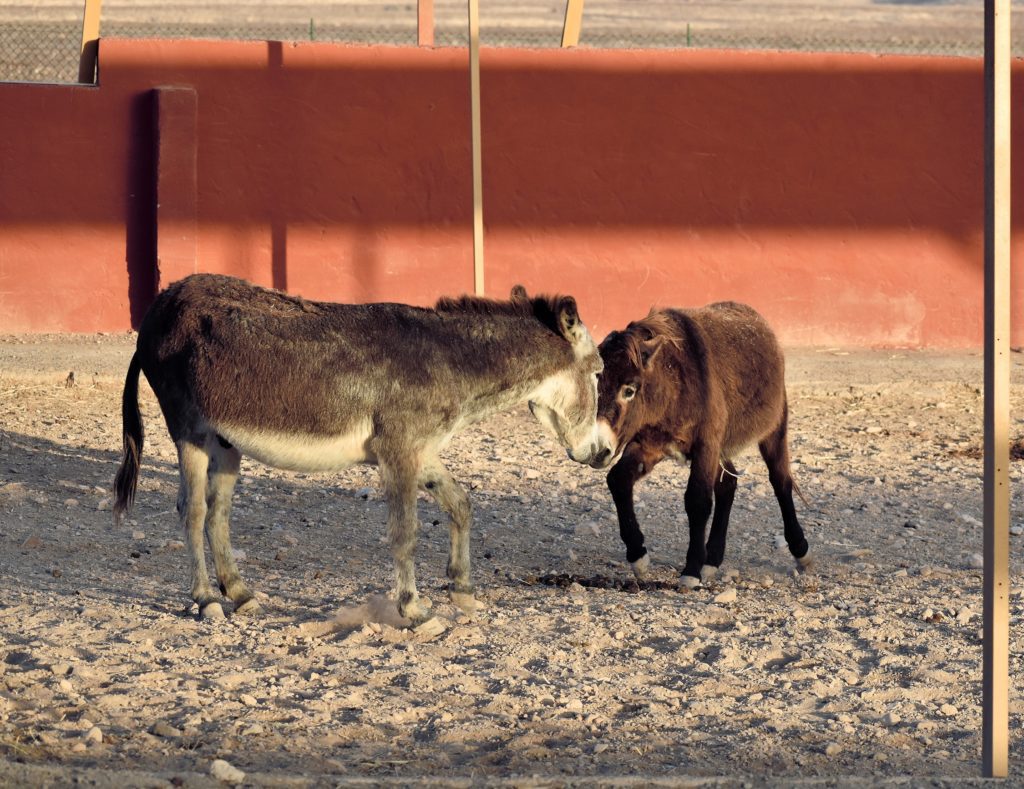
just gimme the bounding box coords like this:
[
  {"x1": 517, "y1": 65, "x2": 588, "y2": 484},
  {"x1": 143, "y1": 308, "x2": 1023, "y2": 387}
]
[
  {"x1": 561, "y1": 0, "x2": 585, "y2": 48},
  {"x1": 983, "y1": 0, "x2": 1011, "y2": 779},
  {"x1": 468, "y1": 0, "x2": 484, "y2": 296},
  {"x1": 78, "y1": 0, "x2": 102, "y2": 83},
  {"x1": 418, "y1": 0, "x2": 434, "y2": 47}
]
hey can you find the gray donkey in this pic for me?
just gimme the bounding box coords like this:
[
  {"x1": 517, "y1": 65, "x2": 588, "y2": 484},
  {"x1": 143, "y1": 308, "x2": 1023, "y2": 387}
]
[{"x1": 113, "y1": 274, "x2": 607, "y2": 622}]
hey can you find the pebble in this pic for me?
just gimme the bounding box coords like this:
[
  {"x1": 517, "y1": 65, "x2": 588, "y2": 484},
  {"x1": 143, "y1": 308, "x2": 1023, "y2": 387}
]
[
  {"x1": 150, "y1": 721, "x2": 182, "y2": 738},
  {"x1": 966, "y1": 553, "x2": 984, "y2": 569},
  {"x1": 825, "y1": 743, "x2": 843, "y2": 757},
  {"x1": 563, "y1": 698, "x2": 584, "y2": 714},
  {"x1": 131, "y1": 530, "x2": 145, "y2": 540},
  {"x1": 84, "y1": 726, "x2": 103, "y2": 744},
  {"x1": 355, "y1": 487, "x2": 373, "y2": 500},
  {"x1": 713, "y1": 588, "x2": 737, "y2": 604},
  {"x1": 210, "y1": 758, "x2": 246, "y2": 785},
  {"x1": 1011, "y1": 525, "x2": 1024, "y2": 537},
  {"x1": 883, "y1": 712, "x2": 901, "y2": 726},
  {"x1": 940, "y1": 704, "x2": 959, "y2": 717},
  {"x1": 240, "y1": 694, "x2": 259, "y2": 707},
  {"x1": 955, "y1": 607, "x2": 973, "y2": 626}
]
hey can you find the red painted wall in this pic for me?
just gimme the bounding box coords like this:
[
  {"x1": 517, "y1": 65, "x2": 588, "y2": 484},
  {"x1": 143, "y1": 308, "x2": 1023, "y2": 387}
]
[{"x1": 1, "y1": 39, "x2": 1021, "y2": 346}]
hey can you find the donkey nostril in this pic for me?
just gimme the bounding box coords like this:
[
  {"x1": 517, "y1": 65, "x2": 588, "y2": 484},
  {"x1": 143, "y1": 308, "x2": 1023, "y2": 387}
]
[{"x1": 594, "y1": 448, "x2": 611, "y2": 465}]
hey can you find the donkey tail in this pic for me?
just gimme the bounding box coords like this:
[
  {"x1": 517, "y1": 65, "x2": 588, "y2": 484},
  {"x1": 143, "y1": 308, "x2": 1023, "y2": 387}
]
[
  {"x1": 792, "y1": 476, "x2": 809, "y2": 508},
  {"x1": 113, "y1": 351, "x2": 144, "y2": 524}
]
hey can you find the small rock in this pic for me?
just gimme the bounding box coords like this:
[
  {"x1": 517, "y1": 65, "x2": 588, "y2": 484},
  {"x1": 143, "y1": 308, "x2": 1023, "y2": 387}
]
[
  {"x1": 232, "y1": 548, "x2": 247, "y2": 561},
  {"x1": 883, "y1": 711, "x2": 901, "y2": 726},
  {"x1": 164, "y1": 540, "x2": 185, "y2": 550},
  {"x1": 921, "y1": 608, "x2": 934, "y2": 621},
  {"x1": 21, "y1": 535, "x2": 43, "y2": 550},
  {"x1": 64, "y1": 498, "x2": 79, "y2": 508},
  {"x1": 355, "y1": 487, "x2": 373, "y2": 500},
  {"x1": 967, "y1": 553, "x2": 984, "y2": 570},
  {"x1": 713, "y1": 588, "x2": 737, "y2": 604},
  {"x1": 563, "y1": 698, "x2": 584, "y2": 714},
  {"x1": 131, "y1": 530, "x2": 146, "y2": 540},
  {"x1": 84, "y1": 726, "x2": 103, "y2": 744},
  {"x1": 58, "y1": 679, "x2": 73, "y2": 693},
  {"x1": 956, "y1": 607, "x2": 973, "y2": 626},
  {"x1": 210, "y1": 759, "x2": 245, "y2": 785},
  {"x1": 1011, "y1": 524, "x2": 1024, "y2": 537},
  {"x1": 524, "y1": 469, "x2": 540, "y2": 480},
  {"x1": 593, "y1": 742, "x2": 609, "y2": 754},
  {"x1": 825, "y1": 743, "x2": 843, "y2": 757},
  {"x1": 240, "y1": 694, "x2": 258, "y2": 707},
  {"x1": 940, "y1": 704, "x2": 959, "y2": 717},
  {"x1": 150, "y1": 721, "x2": 182, "y2": 738}
]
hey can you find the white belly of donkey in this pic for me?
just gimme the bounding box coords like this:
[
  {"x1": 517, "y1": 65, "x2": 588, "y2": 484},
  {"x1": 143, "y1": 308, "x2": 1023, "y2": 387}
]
[{"x1": 212, "y1": 419, "x2": 376, "y2": 471}]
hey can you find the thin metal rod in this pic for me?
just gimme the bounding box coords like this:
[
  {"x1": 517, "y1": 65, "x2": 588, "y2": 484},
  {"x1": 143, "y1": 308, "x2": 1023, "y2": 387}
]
[
  {"x1": 468, "y1": 0, "x2": 484, "y2": 295},
  {"x1": 561, "y1": 0, "x2": 585, "y2": 47},
  {"x1": 78, "y1": 0, "x2": 102, "y2": 83},
  {"x1": 982, "y1": 0, "x2": 1011, "y2": 778}
]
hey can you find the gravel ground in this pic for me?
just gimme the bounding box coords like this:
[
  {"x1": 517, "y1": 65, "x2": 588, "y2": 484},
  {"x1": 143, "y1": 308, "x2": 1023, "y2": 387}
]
[{"x1": 1, "y1": 332, "x2": 1023, "y2": 787}]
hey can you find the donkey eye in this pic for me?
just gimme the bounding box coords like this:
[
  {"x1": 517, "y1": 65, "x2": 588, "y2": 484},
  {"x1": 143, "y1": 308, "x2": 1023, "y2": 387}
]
[{"x1": 621, "y1": 384, "x2": 637, "y2": 401}]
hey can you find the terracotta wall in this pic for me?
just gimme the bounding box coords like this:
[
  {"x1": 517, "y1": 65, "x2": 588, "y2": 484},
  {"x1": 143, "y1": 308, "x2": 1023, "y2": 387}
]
[{"x1": 1, "y1": 39, "x2": 1022, "y2": 346}]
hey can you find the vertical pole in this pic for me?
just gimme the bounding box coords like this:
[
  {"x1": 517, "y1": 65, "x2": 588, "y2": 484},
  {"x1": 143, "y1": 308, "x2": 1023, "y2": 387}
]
[
  {"x1": 78, "y1": 0, "x2": 102, "y2": 83},
  {"x1": 468, "y1": 0, "x2": 484, "y2": 296},
  {"x1": 561, "y1": 0, "x2": 585, "y2": 48},
  {"x1": 418, "y1": 0, "x2": 434, "y2": 47},
  {"x1": 983, "y1": 0, "x2": 1011, "y2": 779}
]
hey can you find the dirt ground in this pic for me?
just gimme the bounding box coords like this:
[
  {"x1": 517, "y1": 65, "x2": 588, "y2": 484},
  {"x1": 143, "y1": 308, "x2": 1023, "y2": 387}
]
[{"x1": 1, "y1": 333, "x2": 1023, "y2": 787}]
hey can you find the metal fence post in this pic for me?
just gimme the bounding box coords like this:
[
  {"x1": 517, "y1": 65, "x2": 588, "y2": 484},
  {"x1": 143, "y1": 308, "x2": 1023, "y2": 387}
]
[{"x1": 78, "y1": 0, "x2": 102, "y2": 83}]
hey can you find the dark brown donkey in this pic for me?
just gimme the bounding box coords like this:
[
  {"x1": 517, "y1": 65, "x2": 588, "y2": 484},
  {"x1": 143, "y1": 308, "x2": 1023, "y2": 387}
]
[
  {"x1": 113, "y1": 274, "x2": 608, "y2": 622},
  {"x1": 588, "y1": 302, "x2": 810, "y2": 587}
]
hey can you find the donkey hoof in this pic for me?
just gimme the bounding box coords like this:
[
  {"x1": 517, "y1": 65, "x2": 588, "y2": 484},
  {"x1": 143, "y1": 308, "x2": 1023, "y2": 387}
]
[
  {"x1": 200, "y1": 601, "x2": 226, "y2": 620},
  {"x1": 679, "y1": 574, "x2": 701, "y2": 590},
  {"x1": 630, "y1": 553, "x2": 651, "y2": 580},
  {"x1": 450, "y1": 590, "x2": 483, "y2": 614},
  {"x1": 795, "y1": 554, "x2": 814, "y2": 573},
  {"x1": 234, "y1": 598, "x2": 262, "y2": 616},
  {"x1": 700, "y1": 564, "x2": 718, "y2": 583}
]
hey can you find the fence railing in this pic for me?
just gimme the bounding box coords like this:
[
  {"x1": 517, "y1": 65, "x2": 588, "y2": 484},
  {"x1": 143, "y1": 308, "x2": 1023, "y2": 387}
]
[{"x1": 4, "y1": 5, "x2": 1024, "y2": 84}]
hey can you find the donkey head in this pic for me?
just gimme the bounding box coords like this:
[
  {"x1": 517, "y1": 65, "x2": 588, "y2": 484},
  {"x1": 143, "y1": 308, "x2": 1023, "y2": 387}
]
[
  {"x1": 515, "y1": 286, "x2": 610, "y2": 466},
  {"x1": 588, "y1": 324, "x2": 668, "y2": 470}
]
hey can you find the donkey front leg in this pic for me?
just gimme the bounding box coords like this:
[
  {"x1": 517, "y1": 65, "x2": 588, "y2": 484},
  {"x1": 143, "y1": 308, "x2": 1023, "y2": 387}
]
[
  {"x1": 680, "y1": 449, "x2": 717, "y2": 589},
  {"x1": 380, "y1": 460, "x2": 430, "y2": 624},
  {"x1": 419, "y1": 457, "x2": 478, "y2": 613},
  {"x1": 177, "y1": 439, "x2": 223, "y2": 619},
  {"x1": 607, "y1": 442, "x2": 659, "y2": 579},
  {"x1": 703, "y1": 458, "x2": 739, "y2": 576},
  {"x1": 204, "y1": 438, "x2": 259, "y2": 615}
]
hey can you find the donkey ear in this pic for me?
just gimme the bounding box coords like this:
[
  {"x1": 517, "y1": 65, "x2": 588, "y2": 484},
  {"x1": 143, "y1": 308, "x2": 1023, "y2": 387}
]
[
  {"x1": 510, "y1": 284, "x2": 529, "y2": 301},
  {"x1": 556, "y1": 296, "x2": 586, "y2": 344},
  {"x1": 639, "y1": 336, "x2": 666, "y2": 369}
]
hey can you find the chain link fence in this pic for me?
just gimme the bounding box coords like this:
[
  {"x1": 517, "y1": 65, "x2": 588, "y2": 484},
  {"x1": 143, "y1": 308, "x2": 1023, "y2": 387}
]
[{"x1": 3, "y1": 2, "x2": 1024, "y2": 84}]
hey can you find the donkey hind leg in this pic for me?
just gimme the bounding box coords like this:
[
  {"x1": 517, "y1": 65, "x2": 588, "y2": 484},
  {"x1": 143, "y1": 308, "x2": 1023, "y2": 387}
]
[
  {"x1": 419, "y1": 457, "x2": 478, "y2": 613},
  {"x1": 758, "y1": 414, "x2": 811, "y2": 570},
  {"x1": 381, "y1": 459, "x2": 430, "y2": 624},
  {"x1": 204, "y1": 438, "x2": 259, "y2": 615},
  {"x1": 177, "y1": 439, "x2": 224, "y2": 620},
  {"x1": 607, "y1": 442, "x2": 659, "y2": 580},
  {"x1": 680, "y1": 448, "x2": 717, "y2": 589},
  {"x1": 702, "y1": 458, "x2": 739, "y2": 582}
]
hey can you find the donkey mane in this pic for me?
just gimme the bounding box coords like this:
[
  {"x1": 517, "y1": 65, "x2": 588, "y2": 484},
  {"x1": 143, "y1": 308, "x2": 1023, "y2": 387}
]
[
  {"x1": 621, "y1": 309, "x2": 685, "y2": 370},
  {"x1": 434, "y1": 290, "x2": 570, "y2": 338}
]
